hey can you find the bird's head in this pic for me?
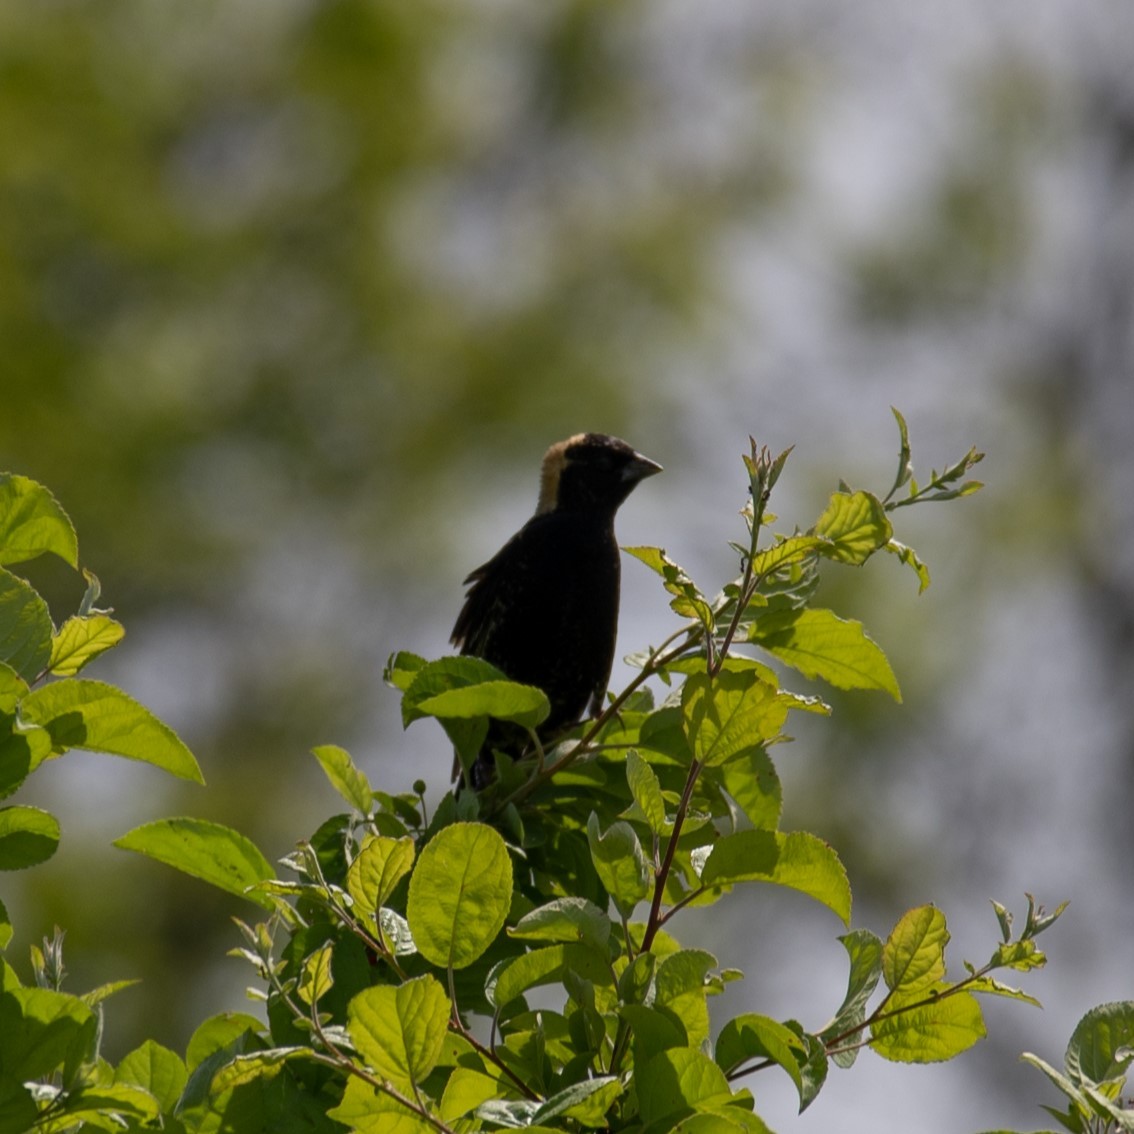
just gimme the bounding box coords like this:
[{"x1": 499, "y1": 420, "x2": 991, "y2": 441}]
[{"x1": 536, "y1": 433, "x2": 662, "y2": 516}]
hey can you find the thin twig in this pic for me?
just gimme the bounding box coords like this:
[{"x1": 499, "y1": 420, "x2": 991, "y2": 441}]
[{"x1": 640, "y1": 757, "x2": 702, "y2": 953}]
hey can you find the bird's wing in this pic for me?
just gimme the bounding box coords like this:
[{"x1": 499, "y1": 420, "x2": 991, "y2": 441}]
[{"x1": 450, "y1": 532, "x2": 529, "y2": 659}]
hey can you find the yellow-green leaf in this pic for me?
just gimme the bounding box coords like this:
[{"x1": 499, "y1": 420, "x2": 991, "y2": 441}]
[
  {"x1": 682, "y1": 669, "x2": 788, "y2": 766},
  {"x1": 115, "y1": 1040, "x2": 188, "y2": 1112},
  {"x1": 417, "y1": 679, "x2": 549, "y2": 730},
  {"x1": 329, "y1": 1076, "x2": 437, "y2": 1134},
  {"x1": 813, "y1": 490, "x2": 892, "y2": 565},
  {"x1": 0, "y1": 474, "x2": 78, "y2": 569},
  {"x1": 883, "y1": 905, "x2": 948, "y2": 993},
  {"x1": 749, "y1": 608, "x2": 901, "y2": 701},
  {"x1": 490, "y1": 941, "x2": 610, "y2": 1010},
  {"x1": 440, "y1": 1067, "x2": 504, "y2": 1121},
  {"x1": 700, "y1": 830, "x2": 851, "y2": 925},
  {"x1": 0, "y1": 805, "x2": 60, "y2": 870},
  {"x1": 49, "y1": 616, "x2": 125, "y2": 677},
  {"x1": 508, "y1": 896, "x2": 611, "y2": 952},
  {"x1": 347, "y1": 975, "x2": 450, "y2": 1088},
  {"x1": 347, "y1": 834, "x2": 415, "y2": 919},
  {"x1": 19, "y1": 679, "x2": 203, "y2": 783},
  {"x1": 586, "y1": 814, "x2": 650, "y2": 919},
  {"x1": 114, "y1": 819, "x2": 274, "y2": 909},
  {"x1": 885, "y1": 539, "x2": 931, "y2": 593},
  {"x1": 750, "y1": 535, "x2": 831, "y2": 578},
  {"x1": 626, "y1": 749, "x2": 667, "y2": 834},
  {"x1": 406, "y1": 822, "x2": 512, "y2": 969},
  {"x1": 312, "y1": 744, "x2": 373, "y2": 813},
  {"x1": 870, "y1": 986, "x2": 986, "y2": 1063},
  {"x1": 0, "y1": 568, "x2": 52, "y2": 683}
]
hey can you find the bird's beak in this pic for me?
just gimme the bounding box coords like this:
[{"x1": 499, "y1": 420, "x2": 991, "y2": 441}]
[{"x1": 624, "y1": 452, "x2": 663, "y2": 483}]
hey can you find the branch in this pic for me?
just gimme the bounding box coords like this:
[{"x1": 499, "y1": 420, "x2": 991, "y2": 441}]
[{"x1": 639, "y1": 757, "x2": 702, "y2": 953}]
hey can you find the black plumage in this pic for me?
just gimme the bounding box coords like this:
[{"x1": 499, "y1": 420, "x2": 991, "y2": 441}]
[{"x1": 451, "y1": 433, "x2": 662, "y2": 780}]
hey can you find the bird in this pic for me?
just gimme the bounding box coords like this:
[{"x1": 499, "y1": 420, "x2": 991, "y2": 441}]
[{"x1": 451, "y1": 432, "x2": 662, "y2": 784}]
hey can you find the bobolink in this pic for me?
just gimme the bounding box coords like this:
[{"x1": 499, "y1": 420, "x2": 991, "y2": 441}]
[{"x1": 452, "y1": 432, "x2": 662, "y2": 782}]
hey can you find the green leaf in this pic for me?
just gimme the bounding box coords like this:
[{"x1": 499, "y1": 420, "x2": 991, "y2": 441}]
[
  {"x1": 347, "y1": 975, "x2": 451, "y2": 1088},
  {"x1": 0, "y1": 663, "x2": 27, "y2": 714},
  {"x1": 883, "y1": 905, "x2": 948, "y2": 993},
  {"x1": 699, "y1": 829, "x2": 779, "y2": 884},
  {"x1": 400, "y1": 657, "x2": 522, "y2": 771},
  {"x1": 621, "y1": 1003, "x2": 687, "y2": 1066},
  {"x1": 666, "y1": 1115, "x2": 749, "y2": 1134},
  {"x1": 297, "y1": 944, "x2": 334, "y2": 1007},
  {"x1": 889, "y1": 406, "x2": 914, "y2": 497},
  {"x1": 1020, "y1": 1051, "x2": 1094, "y2": 1122},
  {"x1": 1065, "y1": 1001, "x2": 1134, "y2": 1086},
  {"x1": 0, "y1": 1082, "x2": 38, "y2": 1134},
  {"x1": 629, "y1": 704, "x2": 693, "y2": 765},
  {"x1": 749, "y1": 535, "x2": 832, "y2": 579},
  {"x1": 312, "y1": 744, "x2": 373, "y2": 813},
  {"x1": 682, "y1": 669, "x2": 788, "y2": 767},
  {"x1": 619, "y1": 953, "x2": 658, "y2": 1006},
  {"x1": 534, "y1": 1077, "x2": 622, "y2": 1126},
  {"x1": 990, "y1": 898, "x2": 1014, "y2": 942},
  {"x1": 329, "y1": 1076, "x2": 438, "y2": 1134},
  {"x1": 653, "y1": 950, "x2": 718, "y2": 1046},
  {"x1": 699, "y1": 830, "x2": 851, "y2": 924},
  {"x1": 885, "y1": 539, "x2": 931, "y2": 593},
  {"x1": 0, "y1": 475, "x2": 78, "y2": 569},
  {"x1": 206, "y1": 1046, "x2": 316, "y2": 1094},
  {"x1": 114, "y1": 818, "x2": 275, "y2": 909},
  {"x1": 870, "y1": 986, "x2": 986, "y2": 1062},
  {"x1": 965, "y1": 976, "x2": 1042, "y2": 1008},
  {"x1": 48, "y1": 615, "x2": 125, "y2": 677},
  {"x1": 0, "y1": 568, "x2": 53, "y2": 683},
  {"x1": 19, "y1": 679, "x2": 204, "y2": 783},
  {"x1": 0, "y1": 723, "x2": 48, "y2": 804},
  {"x1": 789, "y1": 1027, "x2": 830, "y2": 1113},
  {"x1": 383, "y1": 650, "x2": 427, "y2": 692},
  {"x1": 0, "y1": 985, "x2": 97, "y2": 1082},
  {"x1": 417, "y1": 679, "x2": 550, "y2": 730},
  {"x1": 508, "y1": 896, "x2": 612, "y2": 953},
  {"x1": 624, "y1": 546, "x2": 714, "y2": 631},
  {"x1": 586, "y1": 813, "x2": 650, "y2": 919},
  {"x1": 406, "y1": 821, "x2": 512, "y2": 969},
  {"x1": 775, "y1": 833, "x2": 852, "y2": 922},
  {"x1": 495, "y1": 948, "x2": 610, "y2": 1018},
  {"x1": 749, "y1": 608, "x2": 901, "y2": 701},
  {"x1": 813, "y1": 490, "x2": 892, "y2": 565},
  {"x1": 76, "y1": 569, "x2": 102, "y2": 618},
  {"x1": 716, "y1": 746, "x2": 781, "y2": 830},
  {"x1": 440, "y1": 1067, "x2": 505, "y2": 1121},
  {"x1": 636, "y1": 1046, "x2": 735, "y2": 1127},
  {"x1": 48, "y1": 1083, "x2": 161, "y2": 1125},
  {"x1": 184, "y1": 1012, "x2": 265, "y2": 1071},
  {"x1": 656, "y1": 949, "x2": 717, "y2": 1002},
  {"x1": 990, "y1": 939, "x2": 1046, "y2": 971},
  {"x1": 821, "y1": 930, "x2": 884, "y2": 1066},
  {"x1": 491, "y1": 943, "x2": 570, "y2": 1009},
  {"x1": 80, "y1": 977, "x2": 140, "y2": 1008},
  {"x1": 347, "y1": 834, "x2": 415, "y2": 919},
  {"x1": 0, "y1": 805, "x2": 60, "y2": 870},
  {"x1": 715, "y1": 1013, "x2": 806, "y2": 1098},
  {"x1": 1021, "y1": 894, "x2": 1070, "y2": 940},
  {"x1": 115, "y1": 1039, "x2": 188, "y2": 1112},
  {"x1": 627, "y1": 749, "x2": 667, "y2": 835},
  {"x1": 401, "y1": 656, "x2": 509, "y2": 725}
]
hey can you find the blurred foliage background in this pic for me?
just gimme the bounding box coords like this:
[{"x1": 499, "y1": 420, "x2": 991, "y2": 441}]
[{"x1": 2, "y1": 2, "x2": 1131, "y2": 1129}]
